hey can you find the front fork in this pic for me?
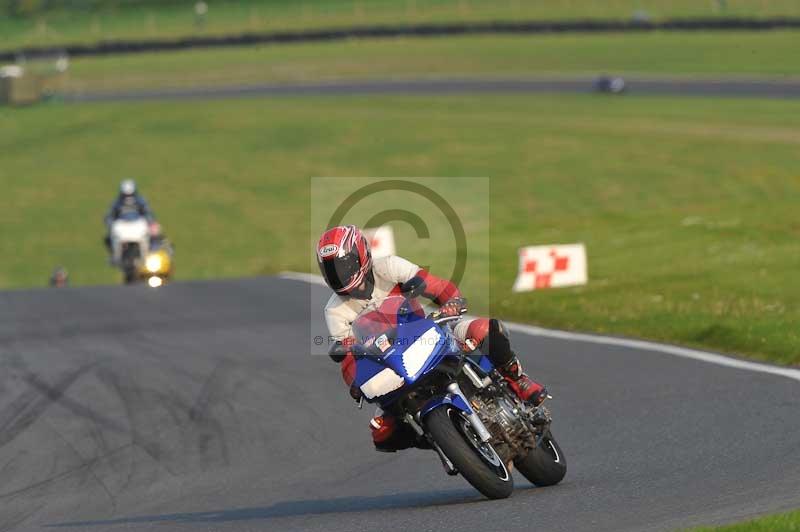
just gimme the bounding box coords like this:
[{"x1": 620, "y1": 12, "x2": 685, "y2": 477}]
[
  {"x1": 412, "y1": 381, "x2": 497, "y2": 476},
  {"x1": 445, "y1": 382, "x2": 493, "y2": 443}
]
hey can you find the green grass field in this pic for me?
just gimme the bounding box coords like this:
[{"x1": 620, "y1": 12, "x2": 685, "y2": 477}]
[
  {"x1": 50, "y1": 31, "x2": 800, "y2": 95},
  {"x1": 3, "y1": 0, "x2": 800, "y2": 51},
  {"x1": 2, "y1": 94, "x2": 798, "y2": 364},
  {"x1": 692, "y1": 509, "x2": 800, "y2": 531}
]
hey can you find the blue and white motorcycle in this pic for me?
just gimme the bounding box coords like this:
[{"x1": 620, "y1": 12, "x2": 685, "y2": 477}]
[{"x1": 348, "y1": 279, "x2": 566, "y2": 499}]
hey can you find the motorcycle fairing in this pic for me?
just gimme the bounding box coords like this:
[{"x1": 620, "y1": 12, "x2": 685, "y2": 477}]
[
  {"x1": 110, "y1": 216, "x2": 150, "y2": 265},
  {"x1": 380, "y1": 320, "x2": 451, "y2": 381},
  {"x1": 419, "y1": 393, "x2": 474, "y2": 418},
  {"x1": 353, "y1": 319, "x2": 462, "y2": 405},
  {"x1": 354, "y1": 356, "x2": 399, "y2": 400},
  {"x1": 416, "y1": 355, "x2": 495, "y2": 418},
  {"x1": 477, "y1": 354, "x2": 494, "y2": 373}
]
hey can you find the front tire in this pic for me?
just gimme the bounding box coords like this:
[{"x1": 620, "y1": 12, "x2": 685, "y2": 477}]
[
  {"x1": 123, "y1": 268, "x2": 137, "y2": 284},
  {"x1": 514, "y1": 429, "x2": 567, "y2": 487},
  {"x1": 425, "y1": 406, "x2": 513, "y2": 499}
]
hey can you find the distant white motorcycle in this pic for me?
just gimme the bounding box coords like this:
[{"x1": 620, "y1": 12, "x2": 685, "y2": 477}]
[{"x1": 109, "y1": 213, "x2": 150, "y2": 284}]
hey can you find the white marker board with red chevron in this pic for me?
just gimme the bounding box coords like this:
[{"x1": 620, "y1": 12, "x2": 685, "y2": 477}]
[
  {"x1": 512, "y1": 244, "x2": 587, "y2": 292},
  {"x1": 364, "y1": 225, "x2": 396, "y2": 259}
]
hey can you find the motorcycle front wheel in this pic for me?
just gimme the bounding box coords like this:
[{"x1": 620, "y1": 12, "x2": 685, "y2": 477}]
[
  {"x1": 123, "y1": 268, "x2": 137, "y2": 284},
  {"x1": 425, "y1": 406, "x2": 513, "y2": 500},
  {"x1": 514, "y1": 429, "x2": 567, "y2": 487}
]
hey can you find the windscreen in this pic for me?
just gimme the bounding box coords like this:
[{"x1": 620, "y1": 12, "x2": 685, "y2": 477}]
[
  {"x1": 118, "y1": 211, "x2": 143, "y2": 221},
  {"x1": 351, "y1": 296, "x2": 425, "y2": 345}
]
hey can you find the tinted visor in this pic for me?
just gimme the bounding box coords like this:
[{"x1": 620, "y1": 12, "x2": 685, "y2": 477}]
[{"x1": 321, "y1": 249, "x2": 362, "y2": 291}]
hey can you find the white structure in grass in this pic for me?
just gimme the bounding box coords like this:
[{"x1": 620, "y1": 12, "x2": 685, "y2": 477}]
[
  {"x1": 363, "y1": 225, "x2": 396, "y2": 259},
  {"x1": 512, "y1": 243, "x2": 587, "y2": 292}
]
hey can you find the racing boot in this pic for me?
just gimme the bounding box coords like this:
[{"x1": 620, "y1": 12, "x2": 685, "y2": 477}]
[
  {"x1": 370, "y1": 413, "x2": 397, "y2": 451},
  {"x1": 497, "y1": 355, "x2": 548, "y2": 406}
]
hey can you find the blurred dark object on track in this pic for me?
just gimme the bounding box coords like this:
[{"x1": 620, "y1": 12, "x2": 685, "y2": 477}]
[{"x1": 594, "y1": 75, "x2": 626, "y2": 94}]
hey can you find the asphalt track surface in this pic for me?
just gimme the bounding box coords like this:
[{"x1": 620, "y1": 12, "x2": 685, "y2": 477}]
[
  {"x1": 1, "y1": 277, "x2": 799, "y2": 532},
  {"x1": 61, "y1": 77, "x2": 800, "y2": 103}
]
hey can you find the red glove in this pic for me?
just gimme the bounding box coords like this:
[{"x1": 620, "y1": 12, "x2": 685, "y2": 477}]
[
  {"x1": 438, "y1": 297, "x2": 467, "y2": 318},
  {"x1": 329, "y1": 337, "x2": 355, "y2": 363}
]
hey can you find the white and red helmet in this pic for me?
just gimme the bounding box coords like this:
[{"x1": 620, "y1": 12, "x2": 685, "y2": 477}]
[{"x1": 317, "y1": 225, "x2": 373, "y2": 295}]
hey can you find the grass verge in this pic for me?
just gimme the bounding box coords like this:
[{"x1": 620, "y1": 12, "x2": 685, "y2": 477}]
[
  {"x1": 49, "y1": 31, "x2": 800, "y2": 95},
  {"x1": 692, "y1": 509, "x2": 800, "y2": 531},
  {"x1": 2, "y1": 93, "x2": 798, "y2": 364}
]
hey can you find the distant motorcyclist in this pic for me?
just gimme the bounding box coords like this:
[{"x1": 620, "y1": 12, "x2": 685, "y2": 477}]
[
  {"x1": 49, "y1": 266, "x2": 69, "y2": 288},
  {"x1": 317, "y1": 225, "x2": 548, "y2": 451},
  {"x1": 103, "y1": 179, "x2": 156, "y2": 253},
  {"x1": 104, "y1": 179, "x2": 154, "y2": 225}
]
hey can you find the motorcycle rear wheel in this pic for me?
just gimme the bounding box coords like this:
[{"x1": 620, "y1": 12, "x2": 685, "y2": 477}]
[
  {"x1": 514, "y1": 429, "x2": 567, "y2": 487},
  {"x1": 425, "y1": 406, "x2": 513, "y2": 500}
]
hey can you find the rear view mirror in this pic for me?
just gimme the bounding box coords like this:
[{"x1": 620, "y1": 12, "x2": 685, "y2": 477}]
[
  {"x1": 350, "y1": 344, "x2": 369, "y2": 357},
  {"x1": 328, "y1": 342, "x2": 349, "y2": 362}
]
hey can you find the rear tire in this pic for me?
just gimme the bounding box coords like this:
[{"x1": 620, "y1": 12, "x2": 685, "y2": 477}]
[
  {"x1": 425, "y1": 406, "x2": 513, "y2": 500},
  {"x1": 514, "y1": 429, "x2": 567, "y2": 487}
]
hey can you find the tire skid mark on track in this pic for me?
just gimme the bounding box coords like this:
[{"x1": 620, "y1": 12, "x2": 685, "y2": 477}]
[
  {"x1": 42, "y1": 419, "x2": 118, "y2": 512},
  {"x1": 93, "y1": 366, "x2": 179, "y2": 480},
  {"x1": 257, "y1": 369, "x2": 330, "y2": 450},
  {"x1": 21, "y1": 366, "x2": 130, "y2": 435},
  {"x1": 91, "y1": 360, "x2": 235, "y2": 480},
  {"x1": 136, "y1": 335, "x2": 238, "y2": 470},
  {"x1": 0, "y1": 456, "x2": 17, "y2": 479},
  {"x1": 131, "y1": 331, "x2": 214, "y2": 384},
  {"x1": 159, "y1": 385, "x2": 228, "y2": 472},
  {"x1": 0, "y1": 502, "x2": 45, "y2": 532},
  {"x1": 0, "y1": 364, "x2": 96, "y2": 450},
  {"x1": 188, "y1": 358, "x2": 235, "y2": 466},
  {"x1": 0, "y1": 443, "x2": 135, "y2": 501}
]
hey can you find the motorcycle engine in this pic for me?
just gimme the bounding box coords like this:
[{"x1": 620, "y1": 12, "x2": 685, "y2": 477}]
[{"x1": 472, "y1": 392, "x2": 537, "y2": 460}]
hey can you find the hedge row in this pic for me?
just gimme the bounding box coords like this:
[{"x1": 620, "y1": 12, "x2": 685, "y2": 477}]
[{"x1": 3, "y1": 17, "x2": 800, "y2": 62}]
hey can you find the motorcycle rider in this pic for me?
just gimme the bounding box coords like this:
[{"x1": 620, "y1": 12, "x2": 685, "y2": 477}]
[
  {"x1": 49, "y1": 266, "x2": 69, "y2": 288},
  {"x1": 317, "y1": 225, "x2": 548, "y2": 451},
  {"x1": 103, "y1": 179, "x2": 156, "y2": 254}
]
